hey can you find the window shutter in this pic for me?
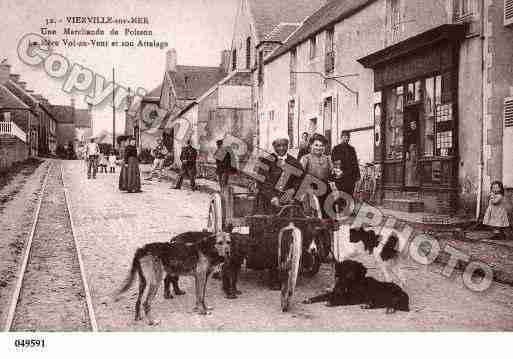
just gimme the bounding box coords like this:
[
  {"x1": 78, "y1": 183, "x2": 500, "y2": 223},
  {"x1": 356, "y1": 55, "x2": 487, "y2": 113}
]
[
  {"x1": 505, "y1": 97, "x2": 513, "y2": 128},
  {"x1": 506, "y1": 0, "x2": 513, "y2": 26},
  {"x1": 319, "y1": 101, "x2": 324, "y2": 133}
]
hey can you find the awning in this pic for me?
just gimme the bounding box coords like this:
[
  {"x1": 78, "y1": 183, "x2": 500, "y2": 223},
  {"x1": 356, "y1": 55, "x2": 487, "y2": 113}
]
[{"x1": 358, "y1": 24, "x2": 466, "y2": 69}]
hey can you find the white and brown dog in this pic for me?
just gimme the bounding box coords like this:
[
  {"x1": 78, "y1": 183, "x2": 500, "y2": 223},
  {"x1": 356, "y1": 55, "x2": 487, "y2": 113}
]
[{"x1": 328, "y1": 225, "x2": 408, "y2": 289}]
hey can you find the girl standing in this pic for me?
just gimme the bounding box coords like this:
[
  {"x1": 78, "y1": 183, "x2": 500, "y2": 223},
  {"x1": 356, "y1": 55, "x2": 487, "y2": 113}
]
[{"x1": 483, "y1": 181, "x2": 511, "y2": 240}]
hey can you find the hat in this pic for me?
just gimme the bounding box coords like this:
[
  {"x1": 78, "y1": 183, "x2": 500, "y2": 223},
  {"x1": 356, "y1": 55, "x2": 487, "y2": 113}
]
[{"x1": 272, "y1": 136, "x2": 289, "y2": 148}]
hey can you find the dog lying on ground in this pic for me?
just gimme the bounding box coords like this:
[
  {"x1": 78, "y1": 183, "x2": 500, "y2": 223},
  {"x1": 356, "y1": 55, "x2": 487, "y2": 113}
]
[
  {"x1": 329, "y1": 226, "x2": 407, "y2": 288},
  {"x1": 304, "y1": 260, "x2": 409, "y2": 314},
  {"x1": 117, "y1": 231, "x2": 231, "y2": 325}
]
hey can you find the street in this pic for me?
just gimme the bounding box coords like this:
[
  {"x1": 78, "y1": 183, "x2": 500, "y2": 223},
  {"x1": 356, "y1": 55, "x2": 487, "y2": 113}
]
[{"x1": 53, "y1": 160, "x2": 513, "y2": 331}]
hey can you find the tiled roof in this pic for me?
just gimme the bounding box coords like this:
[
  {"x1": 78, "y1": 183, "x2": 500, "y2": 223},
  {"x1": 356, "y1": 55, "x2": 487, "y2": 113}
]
[
  {"x1": 0, "y1": 84, "x2": 29, "y2": 109},
  {"x1": 266, "y1": 0, "x2": 378, "y2": 63},
  {"x1": 75, "y1": 108, "x2": 91, "y2": 128},
  {"x1": 4, "y1": 80, "x2": 38, "y2": 108},
  {"x1": 263, "y1": 23, "x2": 301, "y2": 43},
  {"x1": 168, "y1": 65, "x2": 226, "y2": 100},
  {"x1": 50, "y1": 105, "x2": 74, "y2": 124},
  {"x1": 247, "y1": 0, "x2": 325, "y2": 42}
]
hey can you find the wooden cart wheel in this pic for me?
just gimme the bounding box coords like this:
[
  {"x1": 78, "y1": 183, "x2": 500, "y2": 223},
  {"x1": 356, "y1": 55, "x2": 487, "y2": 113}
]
[
  {"x1": 278, "y1": 222, "x2": 302, "y2": 312},
  {"x1": 207, "y1": 192, "x2": 224, "y2": 233}
]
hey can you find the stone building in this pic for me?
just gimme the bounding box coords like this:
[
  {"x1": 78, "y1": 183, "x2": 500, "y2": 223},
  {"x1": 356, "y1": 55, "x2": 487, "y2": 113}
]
[{"x1": 259, "y1": 0, "x2": 513, "y2": 215}]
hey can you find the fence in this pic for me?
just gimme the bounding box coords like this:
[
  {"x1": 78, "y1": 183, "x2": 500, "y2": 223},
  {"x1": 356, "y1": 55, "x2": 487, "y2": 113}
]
[{"x1": 0, "y1": 121, "x2": 27, "y2": 143}]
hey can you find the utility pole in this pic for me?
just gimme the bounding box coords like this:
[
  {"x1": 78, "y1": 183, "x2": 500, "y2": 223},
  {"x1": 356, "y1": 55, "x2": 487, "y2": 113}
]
[{"x1": 112, "y1": 67, "x2": 116, "y2": 150}]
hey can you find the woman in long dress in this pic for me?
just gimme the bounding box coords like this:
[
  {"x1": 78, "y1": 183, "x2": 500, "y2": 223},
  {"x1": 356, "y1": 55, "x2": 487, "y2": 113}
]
[
  {"x1": 125, "y1": 137, "x2": 142, "y2": 193},
  {"x1": 299, "y1": 133, "x2": 335, "y2": 218},
  {"x1": 118, "y1": 137, "x2": 128, "y2": 191}
]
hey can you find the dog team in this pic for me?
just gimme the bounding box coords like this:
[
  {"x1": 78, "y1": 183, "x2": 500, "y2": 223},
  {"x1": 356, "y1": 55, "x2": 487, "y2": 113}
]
[{"x1": 116, "y1": 224, "x2": 410, "y2": 326}]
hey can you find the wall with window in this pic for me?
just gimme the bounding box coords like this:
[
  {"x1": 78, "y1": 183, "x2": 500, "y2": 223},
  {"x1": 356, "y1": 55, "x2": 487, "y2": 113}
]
[
  {"x1": 385, "y1": 0, "x2": 457, "y2": 46},
  {"x1": 486, "y1": 0, "x2": 513, "y2": 190},
  {"x1": 260, "y1": 0, "x2": 384, "y2": 158},
  {"x1": 230, "y1": 0, "x2": 255, "y2": 71}
]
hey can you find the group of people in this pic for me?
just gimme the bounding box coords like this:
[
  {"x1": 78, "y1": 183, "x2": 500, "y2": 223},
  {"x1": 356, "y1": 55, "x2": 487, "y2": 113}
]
[
  {"x1": 254, "y1": 130, "x2": 361, "y2": 218},
  {"x1": 84, "y1": 138, "x2": 116, "y2": 179}
]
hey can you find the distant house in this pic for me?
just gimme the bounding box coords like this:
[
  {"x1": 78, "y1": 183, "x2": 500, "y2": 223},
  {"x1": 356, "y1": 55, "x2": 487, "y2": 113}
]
[
  {"x1": 50, "y1": 99, "x2": 92, "y2": 156},
  {"x1": 0, "y1": 83, "x2": 30, "y2": 169},
  {"x1": 153, "y1": 49, "x2": 228, "y2": 164}
]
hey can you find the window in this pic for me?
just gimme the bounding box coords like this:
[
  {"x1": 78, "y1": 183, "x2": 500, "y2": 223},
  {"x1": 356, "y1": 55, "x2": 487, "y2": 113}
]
[
  {"x1": 389, "y1": 0, "x2": 402, "y2": 40},
  {"x1": 506, "y1": 0, "x2": 513, "y2": 26},
  {"x1": 231, "y1": 49, "x2": 237, "y2": 71},
  {"x1": 325, "y1": 28, "x2": 335, "y2": 73},
  {"x1": 323, "y1": 97, "x2": 333, "y2": 150},
  {"x1": 246, "y1": 37, "x2": 251, "y2": 69},
  {"x1": 454, "y1": 0, "x2": 475, "y2": 19},
  {"x1": 288, "y1": 100, "x2": 295, "y2": 148},
  {"x1": 258, "y1": 50, "x2": 264, "y2": 85},
  {"x1": 308, "y1": 117, "x2": 317, "y2": 133},
  {"x1": 290, "y1": 48, "x2": 297, "y2": 92},
  {"x1": 309, "y1": 36, "x2": 317, "y2": 60}
]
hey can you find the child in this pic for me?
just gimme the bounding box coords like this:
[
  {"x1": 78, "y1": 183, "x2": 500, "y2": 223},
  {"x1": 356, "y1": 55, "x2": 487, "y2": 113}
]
[
  {"x1": 108, "y1": 151, "x2": 117, "y2": 173},
  {"x1": 483, "y1": 180, "x2": 511, "y2": 240},
  {"x1": 98, "y1": 152, "x2": 108, "y2": 173}
]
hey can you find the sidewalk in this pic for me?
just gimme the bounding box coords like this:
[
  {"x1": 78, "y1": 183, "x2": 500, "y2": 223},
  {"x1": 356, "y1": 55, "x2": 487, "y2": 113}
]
[{"x1": 142, "y1": 164, "x2": 513, "y2": 287}]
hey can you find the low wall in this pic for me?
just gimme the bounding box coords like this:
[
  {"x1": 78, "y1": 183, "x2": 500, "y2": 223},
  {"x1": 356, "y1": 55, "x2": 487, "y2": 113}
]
[{"x1": 0, "y1": 136, "x2": 29, "y2": 171}]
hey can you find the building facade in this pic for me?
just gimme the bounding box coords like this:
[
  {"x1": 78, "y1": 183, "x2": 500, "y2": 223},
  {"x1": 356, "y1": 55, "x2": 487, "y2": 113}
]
[{"x1": 258, "y1": 0, "x2": 512, "y2": 215}]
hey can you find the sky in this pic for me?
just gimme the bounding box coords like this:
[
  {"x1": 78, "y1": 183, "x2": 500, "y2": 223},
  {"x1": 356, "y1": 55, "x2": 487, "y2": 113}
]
[{"x1": 0, "y1": 0, "x2": 238, "y2": 134}]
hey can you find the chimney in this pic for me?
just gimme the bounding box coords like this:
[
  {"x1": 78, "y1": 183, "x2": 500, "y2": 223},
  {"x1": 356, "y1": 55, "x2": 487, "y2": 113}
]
[
  {"x1": 166, "y1": 49, "x2": 177, "y2": 72},
  {"x1": 70, "y1": 97, "x2": 75, "y2": 108},
  {"x1": 0, "y1": 59, "x2": 11, "y2": 84},
  {"x1": 220, "y1": 50, "x2": 231, "y2": 73}
]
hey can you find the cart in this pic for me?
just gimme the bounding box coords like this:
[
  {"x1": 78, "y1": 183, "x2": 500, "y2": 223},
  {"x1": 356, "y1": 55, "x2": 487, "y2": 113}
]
[{"x1": 206, "y1": 185, "x2": 332, "y2": 311}]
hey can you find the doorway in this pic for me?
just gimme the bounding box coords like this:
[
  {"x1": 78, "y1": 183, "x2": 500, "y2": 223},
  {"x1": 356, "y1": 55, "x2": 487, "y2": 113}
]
[{"x1": 403, "y1": 105, "x2": 420, "y2": 189}]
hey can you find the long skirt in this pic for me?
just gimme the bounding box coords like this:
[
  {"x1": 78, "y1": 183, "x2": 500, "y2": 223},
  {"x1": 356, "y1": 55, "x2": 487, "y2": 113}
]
[
  {"x1": 126, "y1": 156, "x2": 141, "y2": 192},
  {"x1": 119, "y1": 162, "x2": 128, "y2": 191}
]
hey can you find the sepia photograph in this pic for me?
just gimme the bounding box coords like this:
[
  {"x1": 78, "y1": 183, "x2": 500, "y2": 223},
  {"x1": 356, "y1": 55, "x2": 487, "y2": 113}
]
[{"x1": 0, "y1": 0, "x2": 513, "y2": 356}]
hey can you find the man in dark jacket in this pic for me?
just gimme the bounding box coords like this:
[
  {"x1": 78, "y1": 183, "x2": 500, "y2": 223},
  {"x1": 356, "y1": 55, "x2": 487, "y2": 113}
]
[
  {"x1": 251, "y1": 136, "x2": 304, "y2": 290},
  {"x1": 253, "y1": 137, "x2": 303, "y2": 215},
  {"x1": 331, "y1": 130, "x2": 360, "y2": 211},
  {"x1": 214, "y1": 139, "x2": 232, "y2": 191},
  {"x1": 175, "y1": 140, "x2": 198, "y2": 191}
]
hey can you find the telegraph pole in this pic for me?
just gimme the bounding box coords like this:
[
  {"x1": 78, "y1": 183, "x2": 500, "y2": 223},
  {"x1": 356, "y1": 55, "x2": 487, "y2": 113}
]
[{"x1": 112, "y1": 67, "x2": 116, "y2": 150}]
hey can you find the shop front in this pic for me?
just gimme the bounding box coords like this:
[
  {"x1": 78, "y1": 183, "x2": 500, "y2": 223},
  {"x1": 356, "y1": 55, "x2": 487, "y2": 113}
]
[{"x1": 359, "y1": 24, "x2": 466, "y2": 213}]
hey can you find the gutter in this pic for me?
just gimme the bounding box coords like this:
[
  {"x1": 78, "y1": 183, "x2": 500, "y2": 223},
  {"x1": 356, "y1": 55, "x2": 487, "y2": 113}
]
[{"x1": 477, "y1": 0, "x2": 486, "y2": 221}]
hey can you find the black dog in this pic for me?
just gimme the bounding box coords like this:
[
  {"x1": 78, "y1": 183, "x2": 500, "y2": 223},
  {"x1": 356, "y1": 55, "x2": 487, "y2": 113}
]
[{"x1": 304, "y1": 260, "x2": 409, "y2": 313}]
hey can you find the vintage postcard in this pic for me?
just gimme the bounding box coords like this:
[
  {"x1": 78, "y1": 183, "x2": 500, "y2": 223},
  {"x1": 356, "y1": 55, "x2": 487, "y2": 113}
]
[{"x1": 1, "y1": 0, "x2": 513, "y2": 353}]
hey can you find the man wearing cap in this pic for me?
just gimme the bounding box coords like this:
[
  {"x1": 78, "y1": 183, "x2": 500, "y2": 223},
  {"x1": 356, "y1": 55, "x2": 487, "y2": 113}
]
[
  {"x1": 331, "y1": 130, "x2": 360, "y2": 212},
  {"x1": 253, "y1": 137, "x2": 303, "y2": 215},
  {"x1": 175, "y1": 140, "x2": 198, "y2": 191},
  {"x1": 252, "y1": 136, "x2": 304, "y2": 290}
]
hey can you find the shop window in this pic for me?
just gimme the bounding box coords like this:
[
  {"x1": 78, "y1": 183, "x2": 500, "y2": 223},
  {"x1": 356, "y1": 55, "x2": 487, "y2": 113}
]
[
  {"x1": 435, "y1": 103, "x2": 455, "y2": 157},
  {"x1": 385, "y1": 86, "x2": 404, "y2": 160}
]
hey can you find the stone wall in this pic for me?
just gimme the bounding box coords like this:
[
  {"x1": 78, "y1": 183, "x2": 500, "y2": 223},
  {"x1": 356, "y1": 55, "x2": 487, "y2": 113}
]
[{"x1": 0, "y1": 136, "x2": 29, "y2": 170}]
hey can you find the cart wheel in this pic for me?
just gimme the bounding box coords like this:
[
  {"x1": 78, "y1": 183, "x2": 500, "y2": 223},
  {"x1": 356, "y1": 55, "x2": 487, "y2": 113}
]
[
  {"x1": 207, "y1": 192, "x2": 224, "y2": 233},
  {"x1": 278, "y1": 223, "x2": 302, "y2": 312}
]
